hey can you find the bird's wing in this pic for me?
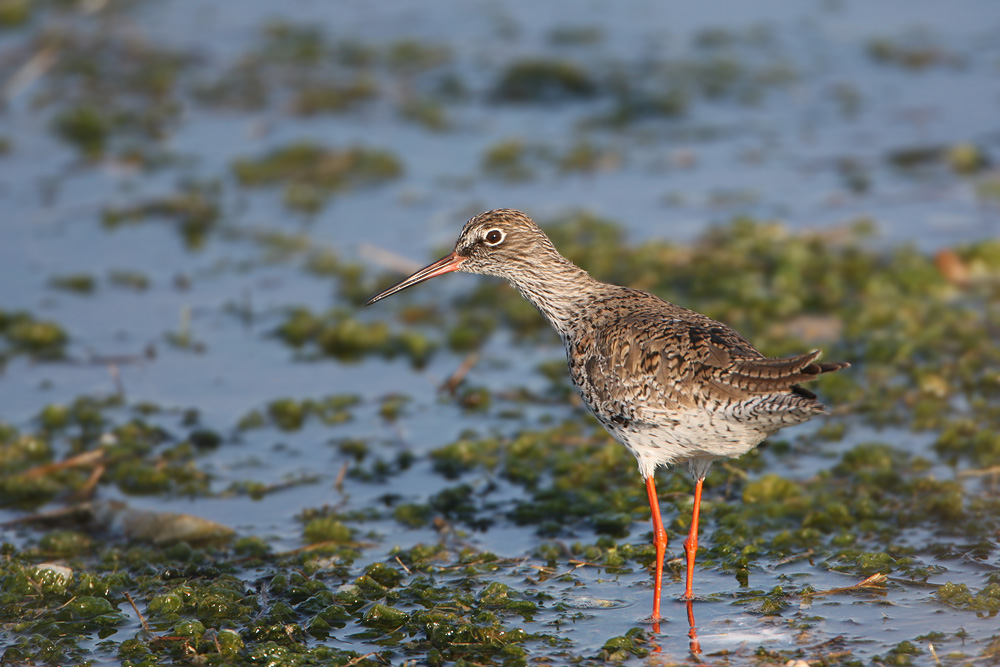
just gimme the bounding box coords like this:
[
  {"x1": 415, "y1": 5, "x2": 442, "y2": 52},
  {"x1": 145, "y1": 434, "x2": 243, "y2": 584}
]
[{"x1": 574, "y1": 295, "x2": 844, "y2": 424}]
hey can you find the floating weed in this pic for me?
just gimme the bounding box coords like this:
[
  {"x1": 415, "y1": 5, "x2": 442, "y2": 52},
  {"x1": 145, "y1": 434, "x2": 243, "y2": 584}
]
[
  {"x1": 481, "y1": 138, "x2": 541, "y2": 182},
  {"x1": 274, "y1": 307, "x2": 435, "y2": 366},
  {"x1": 232, "y1": 142, "x2": 402, "y2": 212},
  {"x1": 302, "y1": 517, "x2": 353, "y2": 545},
  {"x1": 874, "y1": 640, "x2": 924, "y2": 666},
  {"x1": 887, "y1": 142, "x2": 989, "y2": 179},
  {"x1": 102, "y1": 183, "x2": 221, "y2": 251},
  {"x1": 398, "y1": 97, "x2": 451, "y2": 130},
  {"x1": 0, "y1": 0, "x2": 30, "y2": 28},
  {"x1": 245, "y1": 394, "x2": 360, "y2": 432},
  {"x1": 385, "y1": 39, "x2": 451, "y2": 74},
  {"x1": 937, "y1": 582, "x2": 1000, "y2": 617},
  {"x1": 558, "y1": 139, "x2": 621, "y2": 173},
  {"x1": 393, "y1": 503, "x2": 433, "y2": 528},
  {"x1": 601, "y1": 627, "x2": 651, "y2": 660},
  {"x1": 378, "y1": 393, "x2": 409, "y2": 421},
  {"x1": 0, "y1": 310, "x2": 69, "y2": 361},
  {"x1": 867, "y1": 34, "x2": 960, "y2": 70},
  {"x1": 48, "y1": 273, "x2": 97, "y2": 295},
  {"x1": 107, "y1": 269, "x2": 151, "y2": 291},
  {"x1": 0, "y1": 397, "x2": 228, "y2": 508},
  {"x1": 492, "y1": 58, "x2": 597, "y2": 103},
  {"x1": 34, "y1": 21, "x2": 193, "y2": 163},
  {"x1": 51, "y1": 105, "x2": 110, "y2": 159},
  {"x1": 292, "y1": 77, "x2": 378, "y2": 115}
]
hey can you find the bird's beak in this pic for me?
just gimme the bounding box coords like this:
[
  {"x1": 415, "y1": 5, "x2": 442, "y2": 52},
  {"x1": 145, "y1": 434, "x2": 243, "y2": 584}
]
[{"x1": 365, "y1": 252, "x2": 465, "y2": 306}]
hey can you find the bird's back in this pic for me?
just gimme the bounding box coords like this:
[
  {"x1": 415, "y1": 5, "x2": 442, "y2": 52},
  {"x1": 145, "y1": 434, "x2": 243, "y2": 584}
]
[{"x1": 561, "y1": 287, "x2": 844, "y2": 473}]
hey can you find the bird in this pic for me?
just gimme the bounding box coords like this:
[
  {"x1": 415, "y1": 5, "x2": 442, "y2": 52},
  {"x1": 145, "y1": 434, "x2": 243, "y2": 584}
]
[{"x1": 365, "y1": 209, "x2": 848, "y2": 623}]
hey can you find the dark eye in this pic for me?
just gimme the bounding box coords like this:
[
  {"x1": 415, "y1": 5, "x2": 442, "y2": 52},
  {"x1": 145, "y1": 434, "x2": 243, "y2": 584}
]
[{"x1": 485, "y1": 229, "x2": 504, "y2": 245}]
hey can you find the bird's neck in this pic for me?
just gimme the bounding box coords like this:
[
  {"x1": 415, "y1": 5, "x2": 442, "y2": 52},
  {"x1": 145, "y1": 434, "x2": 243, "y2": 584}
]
[{"x1": 505, "y1": 256, "x2": 598, "y2": 338}]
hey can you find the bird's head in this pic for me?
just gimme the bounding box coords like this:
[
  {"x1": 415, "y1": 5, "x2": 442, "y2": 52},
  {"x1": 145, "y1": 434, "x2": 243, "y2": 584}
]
[{"x1": 365, "y1": 209, "x2": 556, "y2": 305}]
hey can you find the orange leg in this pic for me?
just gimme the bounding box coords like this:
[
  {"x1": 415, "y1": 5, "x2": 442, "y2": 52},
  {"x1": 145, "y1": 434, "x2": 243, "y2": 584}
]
[
  {"x1": 645, "y1": 476, "x2": 668, "y2": 625},
  {"x1": 683, "y1": 476, "x2": 704, "y2": 600}
]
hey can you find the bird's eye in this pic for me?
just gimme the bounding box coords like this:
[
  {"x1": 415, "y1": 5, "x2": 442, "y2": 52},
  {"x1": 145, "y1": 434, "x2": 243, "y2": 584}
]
[{"x1": 484, "y1": 229, "x2": 505, "y2": 245}]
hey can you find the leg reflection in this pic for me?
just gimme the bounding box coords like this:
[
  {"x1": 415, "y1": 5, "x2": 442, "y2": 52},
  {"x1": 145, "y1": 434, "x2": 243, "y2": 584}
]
[
  {"x1": 686, "y1": 599, "x2": 702, "y2": 655},
  {"x1": 648, "y1": 621, "x2": 662, "y2": 654}
]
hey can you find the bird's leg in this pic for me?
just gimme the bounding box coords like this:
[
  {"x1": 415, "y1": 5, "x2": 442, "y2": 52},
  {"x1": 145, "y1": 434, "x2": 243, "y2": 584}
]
[
  {"x1": 644, "y1": 476, "x2": 667, "y2": 625},
  {"x1": 682, "y1": 476, "x2": 705, "y2": 601}
]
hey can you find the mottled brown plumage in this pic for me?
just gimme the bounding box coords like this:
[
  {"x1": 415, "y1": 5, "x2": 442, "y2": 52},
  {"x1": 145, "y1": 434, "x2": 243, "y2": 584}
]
[{"x1": 366, "y1": 209, "x2": 848, "y2": 624}]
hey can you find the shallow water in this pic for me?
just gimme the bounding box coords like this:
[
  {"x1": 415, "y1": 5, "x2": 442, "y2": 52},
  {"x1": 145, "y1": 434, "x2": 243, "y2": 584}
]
[{"x1": 1, "y1": 1, "x2": 999, "y2": 665}]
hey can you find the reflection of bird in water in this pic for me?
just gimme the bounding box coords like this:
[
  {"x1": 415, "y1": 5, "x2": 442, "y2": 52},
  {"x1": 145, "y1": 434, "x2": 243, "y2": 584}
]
[
  {"x1": 366, "y1": 209, "x2": 848, "y2": 624},
  {"x1": 647, "y1": 601, "x2": 700, "y2": 655},
  {"x1": 686, "y1": 599, "x2": 702, "y2": 655}
]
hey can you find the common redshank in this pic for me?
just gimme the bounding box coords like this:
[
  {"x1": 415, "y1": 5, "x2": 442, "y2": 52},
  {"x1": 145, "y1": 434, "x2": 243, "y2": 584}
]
[{"x1": 366, "y1": 209, "x2": 848, "y2": 623}]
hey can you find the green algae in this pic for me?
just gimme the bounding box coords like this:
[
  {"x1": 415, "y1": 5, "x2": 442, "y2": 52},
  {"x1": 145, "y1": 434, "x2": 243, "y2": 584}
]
[
  {"x1": 48, "y1": 273, "x2": 97, "y2": 294},
  {"x1": 937, "y1": 582, "x2": 1000, "y2": 617},
  {"x1": 480, "y1": 139, "x2": 620, "y2": 181},
  {"x1": 237, "y1": 394, "x2": 359, "y2": 432},
  {"x1": 302, "y1": 517, "x2": 353, "y2": 544},
  {"x1": 0, "y1": 535, "x2": 560, "y2": 666},
  {"x1": 601, "y1": 628, "x2": 651, "y2": 660},
  {"x1": 0, "y1": 397, "x2": 227, "y2": 509},
  {"x1": 274, "y1": 307, "x2": 435, "y2": 366},
  {"x1": 0, "y1": 0, "x2": 30, "y2": 28},
  {"x1": 102, "y1": 184, "x2": 221, "y2": 250},
  {"x1": 867, "y1": 35, "x2": 960, "y2": 70},
  {"x1": 481, "y1": 138, "x2": 540, "y2": 182},
  {"x1": 232, "y1": 142, "x2": 402, "y2": 213},
  {"x1": 0, "y1": 310, "x2": 69, "y2": 360},
  {"x1": 52, "y1": 105, "x2": 109, "y2": 158},
  {"x1": 493, "y1": 59, "x2": 597, "y2": 102},
  {"x1": 292, "y1": 77, "x2": 378, "y2": 115},
  {"x1": 107, "y1": 270, "x2": 151, "y2": 291}
]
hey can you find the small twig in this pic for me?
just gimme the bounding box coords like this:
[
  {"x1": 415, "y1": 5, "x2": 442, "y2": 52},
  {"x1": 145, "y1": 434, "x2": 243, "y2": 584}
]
[
  {"x1": 334, "y1": 462, "x2": 348, "y2": 495},
  {"x1": 957, "y1": 465, "x2": 1000, "y2": 478},
  {"x1": 125, "y1": 592, "x2": 152, "y2": 634},
  {"x1": 76, "y1": 463, "x2": 106, "y2": 500},
  {"x1": 55, "y1": 596, "x2": 78, "y2": 612},
  {"x1": 343, "y1": 651, "x2": 379, "y2": 667},
  {"x1": 807, "y1": 572, "x2": 888, "y2": 598},
  {"x1": 439, "y1": 353, "x2": 479, "y2": 396},
  {"x1": 394, "y1": 555, "x2": 412, "y2": 575},
  {"x1": 3, "y1": 45, "x2": 58, "y2": 102},
  {"x1": 359, "y1": 243, "x2": 423, "y2": 275},
  {"x1": 0, "y1": 504, "x2": 90, "y2": 528},
  {"x1": 774, "y1": 549, "x2": 814, "y2": 567},
  {"x1": 109, "y1": 363, "x2": 125, "y2": 397},
  {"x1": 719, "y1": 461, "x2": 749, "y2": 479},
  {"x1": 22, "y1": 450, "x2": 106, "y2": 479}
]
